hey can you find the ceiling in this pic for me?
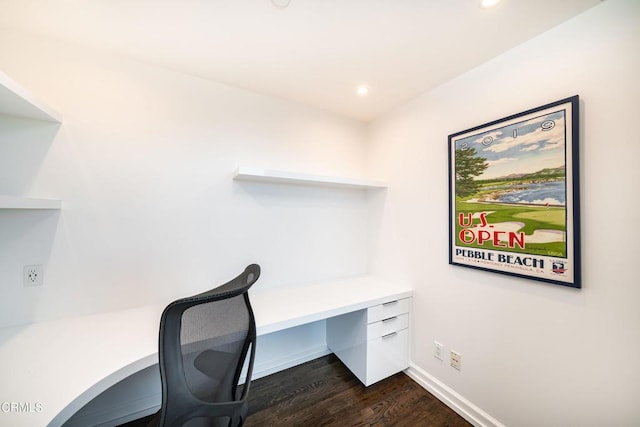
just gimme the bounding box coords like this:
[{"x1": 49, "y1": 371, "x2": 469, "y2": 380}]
[{"x1": 0, "y1": 0, "x2": 601, "y2": 122}]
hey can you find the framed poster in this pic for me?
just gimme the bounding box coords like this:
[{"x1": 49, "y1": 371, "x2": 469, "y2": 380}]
[{"x1": 448, "y1": 96, "x2": 580, "y2": 288}]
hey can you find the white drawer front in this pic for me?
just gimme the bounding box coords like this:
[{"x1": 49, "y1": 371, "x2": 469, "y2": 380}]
[
  {"x1": 365, "y1": 328, "x2": 409, "y2": 386},
  {"x1": 367, "y1": 298, "x2": 410, "y2": 324},
  {"x1": 367, "y1": 313, "x2": 408, "y2": 339}
]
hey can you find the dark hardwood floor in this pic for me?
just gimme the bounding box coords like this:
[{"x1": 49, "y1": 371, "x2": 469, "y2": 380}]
[
  {"x1": 245, "y1": 354, "x2": 470, "y2": 427},
  {"x1": 121, "y1": 354, "x2": 471, "y2": 426}
]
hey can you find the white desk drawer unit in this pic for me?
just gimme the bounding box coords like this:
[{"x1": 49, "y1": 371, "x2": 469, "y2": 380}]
[
  {"x1": 327, "y1": 297, "x2": 410, "y2": 386},
  {"x1": 368, "y1": 313, "x2": 409, "y2": 338}
]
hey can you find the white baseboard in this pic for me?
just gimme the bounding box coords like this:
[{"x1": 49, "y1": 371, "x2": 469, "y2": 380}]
[
  {"x1": 405, "y1": 363, "x2": 505, "y2": 427},
  {"x1": 250, "y1": 344, "x2": 331, "y2": 381}
]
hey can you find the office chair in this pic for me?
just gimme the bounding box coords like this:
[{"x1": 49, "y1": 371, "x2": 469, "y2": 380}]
[{"x1": 151, "y1": 264, "x2": 260, "y2": 427}]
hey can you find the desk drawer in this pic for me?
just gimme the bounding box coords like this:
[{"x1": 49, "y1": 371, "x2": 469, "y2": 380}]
[
  {"x1": 367, "y1": 298, "x2": 410, "y2": 323},
  {"x1": 366, "y1": 328, "x2": 409, "y2": 385},
  {"x1": 367, "y1": 313, "x2": 408, "y2": 339}
]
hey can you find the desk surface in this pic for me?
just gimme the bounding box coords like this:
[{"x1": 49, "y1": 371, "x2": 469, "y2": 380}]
[{"x1": 0, "y1": 275, "x2": 411, "y2": 427}]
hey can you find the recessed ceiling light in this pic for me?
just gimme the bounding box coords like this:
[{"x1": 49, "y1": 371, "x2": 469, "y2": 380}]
[
  {"x1": 480, "y1": 0, "x2": 501, "y2": 8},
  {"x1": 271, "y1": 0, "x2": 291, "y2": 8},
  {"x1": 357, "y1": 86, "x2": 369, "y2": 96}
]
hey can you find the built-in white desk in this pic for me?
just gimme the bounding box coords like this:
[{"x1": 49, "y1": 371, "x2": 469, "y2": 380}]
[{"x1": 0, "y1": 276, "x2": 411, "y2": 427}]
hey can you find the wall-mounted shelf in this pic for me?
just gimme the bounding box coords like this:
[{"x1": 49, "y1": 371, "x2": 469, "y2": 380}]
[
  {"x1": 0, "y1": 72, "x2": 62, "y2": 123},
  {"x1": 233, "y1": 166, "x2": 387, "y2": 190},
  {"x1": 0, "y1": 195, "x2": 62, "y2": 210}
]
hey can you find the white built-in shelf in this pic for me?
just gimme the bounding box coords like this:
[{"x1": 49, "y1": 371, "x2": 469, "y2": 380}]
[
  {"x1": 0, "y1": 72, "x2": 62, "y2": 123},
  {"x1": 0, "y1": 195, "x2": 62, "y2": 210},
  {"x1": 233, "y1": 166, "x2": 387, "y2": 190}
]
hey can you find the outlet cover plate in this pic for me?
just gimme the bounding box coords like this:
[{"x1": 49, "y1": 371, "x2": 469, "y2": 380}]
[
  {"x1": 434, "y1": 341, "x2": 444, "y2": 360},
  {"x1": 24, "y1": 265, "x2": 43, "y2": 287},
  {"x1": 450, "y1": 350, "x2": 462, "y2": 370}
]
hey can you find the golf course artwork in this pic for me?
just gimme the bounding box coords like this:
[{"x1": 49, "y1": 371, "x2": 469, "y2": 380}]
[{"x1": 448, "y1": 96, "x2": 580, "y2": 288}]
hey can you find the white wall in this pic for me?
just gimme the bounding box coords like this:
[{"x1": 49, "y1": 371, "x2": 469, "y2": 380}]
[
  {"x1": 367, "y1": 0, "x2": 640, "y2": 426},
  {"x1": 1, "y1": 29, "x2": 374, "y2": 425},
  {"x1": 3, "y1": 2, "x2": 640, "y2": 426},
  {"x1": 0, "y1": 28, "x2": 370, "y2": 328}
]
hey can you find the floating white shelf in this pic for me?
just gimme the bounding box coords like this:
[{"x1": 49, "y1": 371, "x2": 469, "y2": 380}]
[
  {"x1": 0, "y1": 72, "x2": 61, "y2": 123},
  {"x1": 233, "y1": 166, "x2": 387, "y2": 190},
  {"x1": 0, "y1": 195, "x2": 62, "y2": 210}
]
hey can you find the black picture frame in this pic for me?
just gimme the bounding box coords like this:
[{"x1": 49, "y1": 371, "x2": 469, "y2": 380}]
[{"x1": 448, "y1": 96, "x2": 580, "y2": 288}]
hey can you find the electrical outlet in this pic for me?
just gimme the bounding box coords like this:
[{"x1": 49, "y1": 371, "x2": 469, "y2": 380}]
[
  {"x1": 24, "y1": 265, "x2": 43, "y2": 287},
  {"x1": 434, "y1": 341, "x2": 444, "y2": 360},
  {"x1": 450, "y1": 350, "x2": 462, "y2": 370}
]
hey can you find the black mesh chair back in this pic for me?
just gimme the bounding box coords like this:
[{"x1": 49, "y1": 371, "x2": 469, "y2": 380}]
[{"x1": 155, "y1": 264, "x2": 260, "y2": 427}]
